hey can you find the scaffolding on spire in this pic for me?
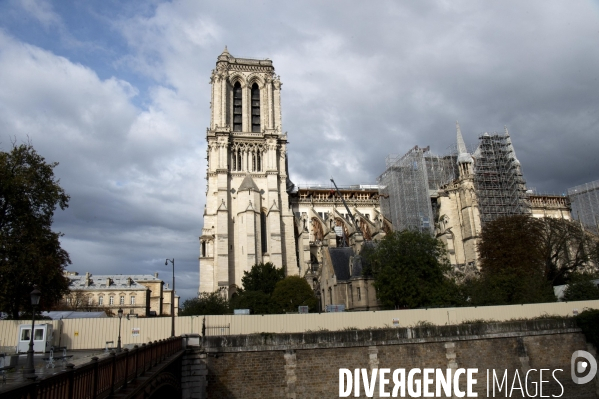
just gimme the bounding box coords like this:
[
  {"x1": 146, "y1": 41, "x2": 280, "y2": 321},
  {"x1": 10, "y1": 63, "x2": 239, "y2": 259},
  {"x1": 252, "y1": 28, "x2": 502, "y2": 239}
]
[
  {"x1": 568, "y1": 179, "x2": 599, "y2": 235},
  {"x1": 473, "y1": 132, "x2": 530, "y2": 224}
]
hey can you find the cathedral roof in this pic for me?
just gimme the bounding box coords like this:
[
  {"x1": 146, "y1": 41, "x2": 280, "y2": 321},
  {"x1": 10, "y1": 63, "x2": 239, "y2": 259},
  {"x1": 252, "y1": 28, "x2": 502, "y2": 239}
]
[
  {"x1": 328, "y1": 247, "x2": 353, "y2": 281},
  {"x1": 238, "y1": 175, "x2": 260, "y2": 192}
]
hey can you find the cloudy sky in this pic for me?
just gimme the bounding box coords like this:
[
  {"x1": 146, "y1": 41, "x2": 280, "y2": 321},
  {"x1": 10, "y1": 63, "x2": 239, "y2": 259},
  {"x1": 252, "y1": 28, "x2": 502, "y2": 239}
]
[{"x1": 1, "y1": 0, "x2": 598, "y2": 302}]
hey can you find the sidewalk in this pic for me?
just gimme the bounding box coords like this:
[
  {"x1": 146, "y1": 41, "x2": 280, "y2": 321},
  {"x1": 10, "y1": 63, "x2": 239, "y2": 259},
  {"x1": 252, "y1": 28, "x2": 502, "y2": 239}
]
[{"x1": 0, "y1": 349, "x2": 110, "y2": 390}]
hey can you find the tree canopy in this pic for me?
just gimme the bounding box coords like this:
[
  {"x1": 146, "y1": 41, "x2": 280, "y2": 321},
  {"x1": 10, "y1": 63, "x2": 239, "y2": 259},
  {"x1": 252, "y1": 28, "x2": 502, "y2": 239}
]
[
  {"x1": 467, "y1": 215, "x2": 598, "y2": 305},
  {"x1": 230, "y1": 262, "x2": 285, "y2": 314},
  {"x1": 180, "y1": 289, "x2": 230, "y2": 315},
  {"x1": 538, "y1": 217, "x2": 599, "y2": 285},
  {"x1": 239, "y1": 262, "x2": 285, "y2": 295},
  {"x1": 363, "y1": 230, "x2": 463, "y2": 309},
  {"x1": 467, "y1": 215, "x2": 555, "y2": 305},
  {"x1": 0, "y1": 143, "x2": 71, "y2": 318},
  {"x1": 271, "y1": 276, "x2": 318, "y2": 313},
  {"x1": 478, "y1": 215, "x2": 598, "y2": 285},
  {"x1": 562, "y1": 273, "x2": 599, "y2": 302}
]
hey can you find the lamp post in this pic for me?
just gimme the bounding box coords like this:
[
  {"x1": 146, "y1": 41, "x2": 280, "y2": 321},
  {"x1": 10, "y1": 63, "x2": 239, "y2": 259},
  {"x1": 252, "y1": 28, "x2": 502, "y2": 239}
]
[
  {"x1": 165, "y1": 258, "x2": 175, "y2": 337},
  {"x1": 23, "y1": 285, "x2": 41, "y2": 375},
  {"x1": 116, "y1": 307, "x2": 123, "y2": 352}
]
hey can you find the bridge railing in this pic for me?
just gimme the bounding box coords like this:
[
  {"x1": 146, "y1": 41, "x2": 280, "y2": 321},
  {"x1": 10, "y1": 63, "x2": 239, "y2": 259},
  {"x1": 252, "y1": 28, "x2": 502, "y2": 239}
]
[{"x1": 0, "y1": 336, "x2": 182, "y2": 399}]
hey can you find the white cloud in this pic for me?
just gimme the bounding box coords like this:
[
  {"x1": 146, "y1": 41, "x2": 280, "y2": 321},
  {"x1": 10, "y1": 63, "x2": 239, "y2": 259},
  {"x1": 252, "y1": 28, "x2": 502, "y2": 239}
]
[
  {"x1": 0, "y1": 30, "x2": 205, "y2": 300},
  {"x1": 18, "y1": 0, "x2": 61, "y2": 29}
]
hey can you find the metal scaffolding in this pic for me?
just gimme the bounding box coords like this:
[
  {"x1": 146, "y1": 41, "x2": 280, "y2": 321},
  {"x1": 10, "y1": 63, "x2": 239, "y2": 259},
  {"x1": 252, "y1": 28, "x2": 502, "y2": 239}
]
[
  {"x1": 378, "y1": 146, "x2": 457, "y2": 233},
  {"x1": 425, "y1": 153, "x2": 458, "y2": 191},
  {"x1": 473, "y1": 133, "x2": 529, "y2": 224},
  {"x1": 568, "y1": 180, "x2": 599, "y2": 235}
]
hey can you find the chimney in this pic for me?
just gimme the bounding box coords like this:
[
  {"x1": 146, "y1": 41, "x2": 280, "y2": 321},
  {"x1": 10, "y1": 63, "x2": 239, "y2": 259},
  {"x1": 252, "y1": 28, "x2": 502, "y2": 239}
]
[
  {"x1": 127, "y1": 277, "x2": 132, "y2": 286},
  {"x1": 154, "y1": 272, "x2": 159, "y2": 278},
  {"x1": 107, "y1": 277, "x2": 112, "y2": 286},
  {"x1": 85, "y1": 272, "x2": 90, "y2": 287}
]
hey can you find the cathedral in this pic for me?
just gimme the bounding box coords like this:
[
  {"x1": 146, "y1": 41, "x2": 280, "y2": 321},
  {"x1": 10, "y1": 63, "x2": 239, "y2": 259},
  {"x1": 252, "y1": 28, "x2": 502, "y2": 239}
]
[
  {"x1": 199, "y1": 48, "x2": 297, "y2": 297},
  {"x1": 199, "y1": 49, "x2": 572, "y2": 308}
]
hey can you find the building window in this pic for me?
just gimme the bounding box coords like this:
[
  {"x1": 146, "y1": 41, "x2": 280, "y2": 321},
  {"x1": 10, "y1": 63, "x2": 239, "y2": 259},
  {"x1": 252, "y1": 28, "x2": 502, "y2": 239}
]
[
  {"x1": 130, "y1": 296, "x2": 136, "y2": 305},
  {"x1": 109, "y1": 296, "x2": 114, "y2": 305},
  {"x1": 88, "y1": 296, "x2": 93, "y2": 305},
  {"x1": 357, "y1": 287, "x2": 361, "y2": 301},
  {"x1": 261, "y1": 209, "x2": 268, "y2": 254},
  {"x1": 201, "y1": 241, "x2": 206, "y2": 257},
  {"x1": 120, "y1": 296, "x2": 125, "y2": 305},
  {"x1": 233, "y1": 81, "x2": 242, "y2": 132},
  {"x1": 98, "y1": 296, "x2": 104, "y2": 305},
  {"x1": 350, "y1": 284, "x2": 353, "y2": 303},
  {"x1": 251, "y1": 83, "x2": 260, "y2": 132}
]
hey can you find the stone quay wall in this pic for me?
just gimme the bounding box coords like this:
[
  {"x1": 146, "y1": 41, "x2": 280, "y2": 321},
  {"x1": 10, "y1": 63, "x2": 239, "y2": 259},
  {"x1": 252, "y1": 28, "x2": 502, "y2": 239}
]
[{"x1": 181, "y1": 319, "x2": 599, "y2": 399}]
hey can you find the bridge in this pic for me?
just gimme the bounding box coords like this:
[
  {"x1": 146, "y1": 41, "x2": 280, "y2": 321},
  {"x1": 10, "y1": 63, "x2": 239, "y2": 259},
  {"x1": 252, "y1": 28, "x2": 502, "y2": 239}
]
[{"x1": 0, "y1": 337, "x2": 184, "y2": 399}]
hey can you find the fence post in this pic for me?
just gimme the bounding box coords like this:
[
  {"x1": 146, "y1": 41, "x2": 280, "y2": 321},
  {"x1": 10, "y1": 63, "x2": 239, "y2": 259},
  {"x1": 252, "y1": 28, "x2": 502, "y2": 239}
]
[
  {"x1": 66, "y1": 363, "x2": 75, "y2": 399},
  {"x1": 133, "y1": 345, "x2": 139, "y2": 382},
  {"x1": 152, "y1": 341, "x2": 160, "y2": 366},
  {"x1": 109, "y1": 351, "x2": 116, "y2": 395},
  {"x1": 140, "y1": 344, "x2": 146, "y2": 376},
  {"x1": 123, "y1": 348, "x2": 129, "y2": 389},
  {"x1": 148, "y1": 341, "x2": 154, "y2": 370},
  {"x1": 91, "y1": 356, "x2": 99, "y2": 399}
]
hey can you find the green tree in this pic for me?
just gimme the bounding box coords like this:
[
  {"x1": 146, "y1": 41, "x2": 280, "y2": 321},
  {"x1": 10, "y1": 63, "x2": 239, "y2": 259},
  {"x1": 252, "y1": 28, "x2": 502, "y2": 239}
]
[
  {"x1": 230, "y1": 262, "x2": 285, "y2": 314},
  {"x1": 471, "y1": 215, "x2": 556, "y2": 305},
  {"x1": 538, "y1": 217, "x2": 598, "y2": 285},
  {"x1": 0, "y1": 143, "x2": 71, "y2": 319},
  {"x1": 574, "y1": 309, "x2": 599, "y2": 348},
  {"x1": 230, "y1": 290, "x2": 273, "y2": 314},
  {"x1": 363, "y1": 230, "x2": 462, "y2": 309},
  {"x1": 271, "y1": 276, "x2": 318, "y2": 313},
  {"x1": 240, "y1": 262, "x2": 285, "y2": 295},
  {"x1": 562, "y1": 273, "x2": 599, "y2": 301},
  {"x1": 180, "y1": 289, "x2": 230, "y2": 315}
]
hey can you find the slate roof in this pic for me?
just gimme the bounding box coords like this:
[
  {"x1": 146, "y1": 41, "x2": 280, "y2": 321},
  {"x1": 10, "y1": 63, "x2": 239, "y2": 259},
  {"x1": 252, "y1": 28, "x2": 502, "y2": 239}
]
[
  {"x1": 67, "y1": 274, "x2": 160, "y2": 291},
  {"x1": 328, "y1": 247, "x2": 354, "y2": 281},
  {"x1": 42, "y1": 311, "x2": 108, "y2": 319}
]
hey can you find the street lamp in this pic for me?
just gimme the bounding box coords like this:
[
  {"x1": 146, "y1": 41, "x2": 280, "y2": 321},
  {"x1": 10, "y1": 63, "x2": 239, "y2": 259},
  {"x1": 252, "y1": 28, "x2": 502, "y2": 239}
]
[
  {"x1": 116, "y1": 307, "x2": 123, "y2": 352},
  {"x1": 23, "y1": 285, "x2": 41, "y2": 375},
  {"x1": 165, "y1": 258, "x2": 175, "y2": 337}
]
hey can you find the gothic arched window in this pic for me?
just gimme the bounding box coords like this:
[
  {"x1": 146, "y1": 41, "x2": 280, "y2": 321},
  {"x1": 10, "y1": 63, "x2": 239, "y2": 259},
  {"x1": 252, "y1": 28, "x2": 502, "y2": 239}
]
[
  {"x1": 257, "y1": 152, "x2": 261, "y2": 172},
  {"x1": 261, "y1": 209, "x2": 268, "y2": 254},
  {"x1": 251, "y1": 83, "x2": 260, "y2": 133},
  {"x1": 233, "y1": 82, "x2": 242, "y2": 132}
]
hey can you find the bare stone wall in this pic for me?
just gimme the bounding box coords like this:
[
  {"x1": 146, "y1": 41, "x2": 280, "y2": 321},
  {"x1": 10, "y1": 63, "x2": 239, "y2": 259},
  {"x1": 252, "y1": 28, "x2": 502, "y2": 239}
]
[{"x1": 181, "y1": 321, "x2": 599, "y2": 399}]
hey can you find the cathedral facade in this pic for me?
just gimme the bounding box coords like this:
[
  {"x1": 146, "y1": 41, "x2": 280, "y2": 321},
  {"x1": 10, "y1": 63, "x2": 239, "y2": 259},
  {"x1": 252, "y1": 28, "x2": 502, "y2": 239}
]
[{"x1": 199, "y1": 49, "x2": 297, "y2": 297}]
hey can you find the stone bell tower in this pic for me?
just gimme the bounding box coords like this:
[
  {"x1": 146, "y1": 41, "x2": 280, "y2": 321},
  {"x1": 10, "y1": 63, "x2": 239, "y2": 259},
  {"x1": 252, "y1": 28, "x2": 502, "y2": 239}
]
[{"x1": 199, "y1": 48, "x2": 298, "y2": 297}]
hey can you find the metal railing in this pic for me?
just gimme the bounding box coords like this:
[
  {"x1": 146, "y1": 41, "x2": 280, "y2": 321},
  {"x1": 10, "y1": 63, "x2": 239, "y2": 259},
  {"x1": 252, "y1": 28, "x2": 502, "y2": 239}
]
[{"x1": 1, "y1": 337, "x2": 182, "y2": 399}]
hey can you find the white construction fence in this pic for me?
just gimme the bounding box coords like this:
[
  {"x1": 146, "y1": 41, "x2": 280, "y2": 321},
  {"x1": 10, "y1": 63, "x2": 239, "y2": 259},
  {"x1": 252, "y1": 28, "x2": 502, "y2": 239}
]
[{"x1": 1, "y1": 300, "x2": 597, "y2": 350}]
